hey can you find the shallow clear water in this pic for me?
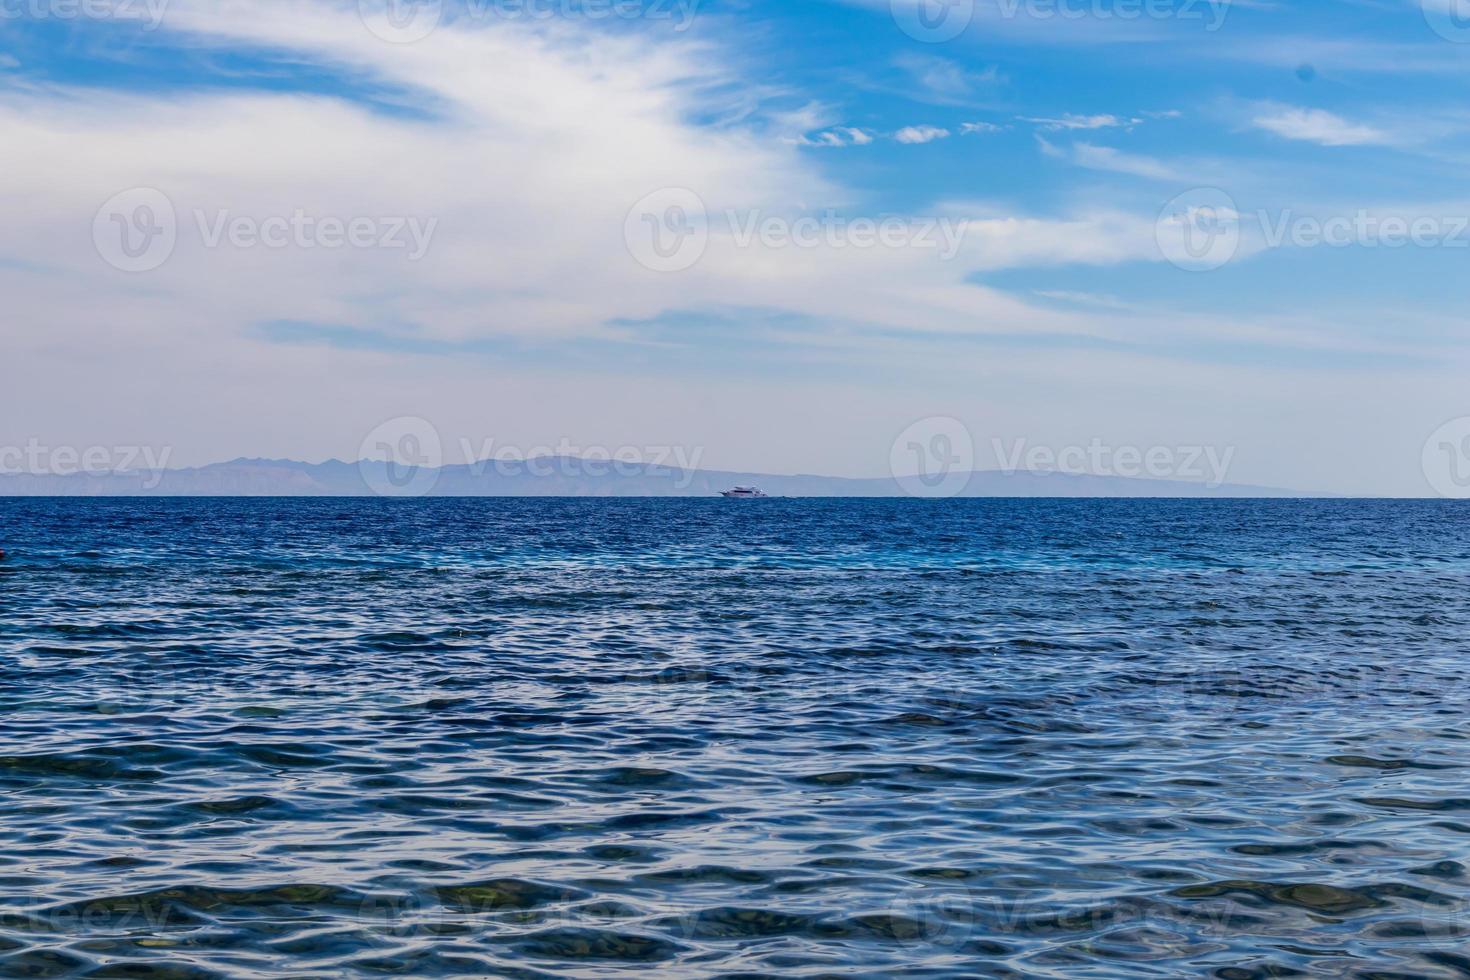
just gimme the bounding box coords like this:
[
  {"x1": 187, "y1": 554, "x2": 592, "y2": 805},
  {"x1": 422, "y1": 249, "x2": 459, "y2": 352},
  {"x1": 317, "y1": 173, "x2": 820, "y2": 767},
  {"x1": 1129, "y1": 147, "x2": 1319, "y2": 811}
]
[{"x1": 1, "y1": 498, "x2": 1469, "y2": 978}]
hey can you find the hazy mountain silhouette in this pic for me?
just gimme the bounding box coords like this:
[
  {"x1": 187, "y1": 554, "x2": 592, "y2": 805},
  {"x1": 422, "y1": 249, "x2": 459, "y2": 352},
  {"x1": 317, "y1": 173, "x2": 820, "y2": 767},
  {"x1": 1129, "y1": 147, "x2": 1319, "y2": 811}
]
[{"x1": 0, "y1": 456, "x2": 1318, "y2": 497}]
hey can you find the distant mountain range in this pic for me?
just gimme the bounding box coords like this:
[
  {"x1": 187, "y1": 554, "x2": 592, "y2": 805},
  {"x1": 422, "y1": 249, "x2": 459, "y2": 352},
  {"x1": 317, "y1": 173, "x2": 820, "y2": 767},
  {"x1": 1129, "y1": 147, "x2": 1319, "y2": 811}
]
[{"x1": 0, "y1": 457, "x2": 1319, "y2": 497}]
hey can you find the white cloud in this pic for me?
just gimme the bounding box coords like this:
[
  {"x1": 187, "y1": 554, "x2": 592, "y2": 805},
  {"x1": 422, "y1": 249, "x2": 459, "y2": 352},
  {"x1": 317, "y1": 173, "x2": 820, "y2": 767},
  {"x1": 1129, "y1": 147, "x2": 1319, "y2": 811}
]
[
  {"x1": 6, "y1": 0, "x2": 1448, "y2": 494},
  {"x1": 812, "y1": 123, "x2": 996, "y2": 145},
  {"x1": 1252, "y1": 106, "x2": 1388, "y2": 146},
  {"x1": 1034, "y1": 290, "x2": 1135, "y2": 310},
  {"x1": 790, "y1": 127, "x2": 874, "y2": 147},
  {"x1": 1070, "y1": 142, "x2": 1177, "y2": 179},
  {"x1": 767, "y1": 103, "x2": 839, "y2": 140},
  {"x1": 1023, "y1": 113, "x2": 1142, "y2": 132},
  {"x1": 1, "y1": 2, "x2": 831, "y2": 342},
  {"x1": 0, "y1": 0, "x2": 1194, "y2": 404},
  {"x1": 894, "y1": 125, "x2": 951, "y2": 144},
  {"x1": 0, "y1": 54, "x2": 20, "y2": 70},
  {"x1": 893, "y1": 52, "x2": 1002, "y2": 104},
  {"x1": 802, "y1": 121, "x2": 995, "y2": 145}
]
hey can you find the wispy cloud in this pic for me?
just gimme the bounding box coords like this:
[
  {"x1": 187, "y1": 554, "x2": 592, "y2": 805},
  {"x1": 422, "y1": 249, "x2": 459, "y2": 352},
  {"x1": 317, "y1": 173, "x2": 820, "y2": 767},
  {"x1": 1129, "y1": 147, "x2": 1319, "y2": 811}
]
[
  {"x1": 789, "y1": 127, "x2": 875, "y2": 148},
  {"x1": 1070, "y1": 142, "x2": 1177, "y2": 179},
  {"x1": 4, "y1": 0, "x2": 1463, "y2": 494},
  {"x1": 791, "y1": 121, "x2": 1001, "y2": 146},
  {"x1": 893, "y1": 52, "x2": 1003, "y2": 105},
  {"x1": 1022, "y1": 113, "x2": 1143, "y2": 132},
  {"x1": 792, "y1": 124, "x2": 980, "y2": 146},
  {"x1": 1034, "y1": 290, "x2": 1137, "y2": 311},
  {"x1": 1035, "y1": 136, "x2": 1177, "y2": 179},
  {"x1": 894, "y1": 125, "x2": 952, "y2": 145},
  {"x1": 1251, "y1": 106, "x2": 1389, "y2": 146},
  {"x1": 2, "y1": 0, "x2": 1204, "y2": 400}
]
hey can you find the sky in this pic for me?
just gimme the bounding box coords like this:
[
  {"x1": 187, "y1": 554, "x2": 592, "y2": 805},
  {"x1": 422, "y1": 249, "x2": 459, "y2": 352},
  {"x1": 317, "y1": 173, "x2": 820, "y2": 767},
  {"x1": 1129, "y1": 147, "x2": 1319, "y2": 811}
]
[{"x1": 2, "y1": 0, "x2": 1469, "y2": 495}]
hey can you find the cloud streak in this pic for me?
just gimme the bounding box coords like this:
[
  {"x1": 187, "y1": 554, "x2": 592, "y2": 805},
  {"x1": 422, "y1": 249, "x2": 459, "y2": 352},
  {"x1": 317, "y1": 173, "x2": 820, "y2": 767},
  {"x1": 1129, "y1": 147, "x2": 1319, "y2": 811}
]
[
  {"x1": 894, "y1": 124, "x2": 952, "y2": 144},
  {"x1": 1252, "y1": 106, "x2": 1389, "y2": 147}
]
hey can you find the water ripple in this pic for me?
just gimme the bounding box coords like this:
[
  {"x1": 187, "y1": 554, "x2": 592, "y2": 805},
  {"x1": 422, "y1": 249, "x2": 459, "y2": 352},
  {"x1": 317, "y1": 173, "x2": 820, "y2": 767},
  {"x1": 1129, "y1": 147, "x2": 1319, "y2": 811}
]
[{"x1": 1, "y1": 498, "x2": 1468, "y2": 976}]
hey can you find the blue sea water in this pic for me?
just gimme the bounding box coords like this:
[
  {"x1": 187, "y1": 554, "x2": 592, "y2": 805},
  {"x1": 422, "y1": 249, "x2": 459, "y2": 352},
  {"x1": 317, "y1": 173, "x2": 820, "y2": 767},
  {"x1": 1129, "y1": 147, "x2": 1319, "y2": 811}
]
[{"x1": 1, "y1": 498, "x2": 1469, "y2": 978}]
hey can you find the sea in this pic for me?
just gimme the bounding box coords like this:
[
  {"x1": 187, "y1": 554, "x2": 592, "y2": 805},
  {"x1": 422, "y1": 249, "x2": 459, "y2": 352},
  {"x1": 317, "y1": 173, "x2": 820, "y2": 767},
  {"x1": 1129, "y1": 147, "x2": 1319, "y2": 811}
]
[{"x1": 1, "y1": 497, "x2": 1468, "y2": 978}]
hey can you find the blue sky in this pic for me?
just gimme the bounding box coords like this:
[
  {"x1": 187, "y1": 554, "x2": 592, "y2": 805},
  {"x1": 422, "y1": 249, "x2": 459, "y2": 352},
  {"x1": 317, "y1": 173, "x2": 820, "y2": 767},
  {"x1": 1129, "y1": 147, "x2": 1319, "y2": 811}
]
[{"x1": 2, "y1": 0, "x2": 1469, "y2": 494}]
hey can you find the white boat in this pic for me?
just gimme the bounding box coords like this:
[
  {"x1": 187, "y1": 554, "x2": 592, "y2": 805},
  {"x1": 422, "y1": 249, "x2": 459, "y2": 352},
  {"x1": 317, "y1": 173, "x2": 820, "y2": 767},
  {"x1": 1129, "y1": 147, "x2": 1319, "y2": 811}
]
[{"x1": 720, "y1": 486, "x2": 769, "y2": 498}]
